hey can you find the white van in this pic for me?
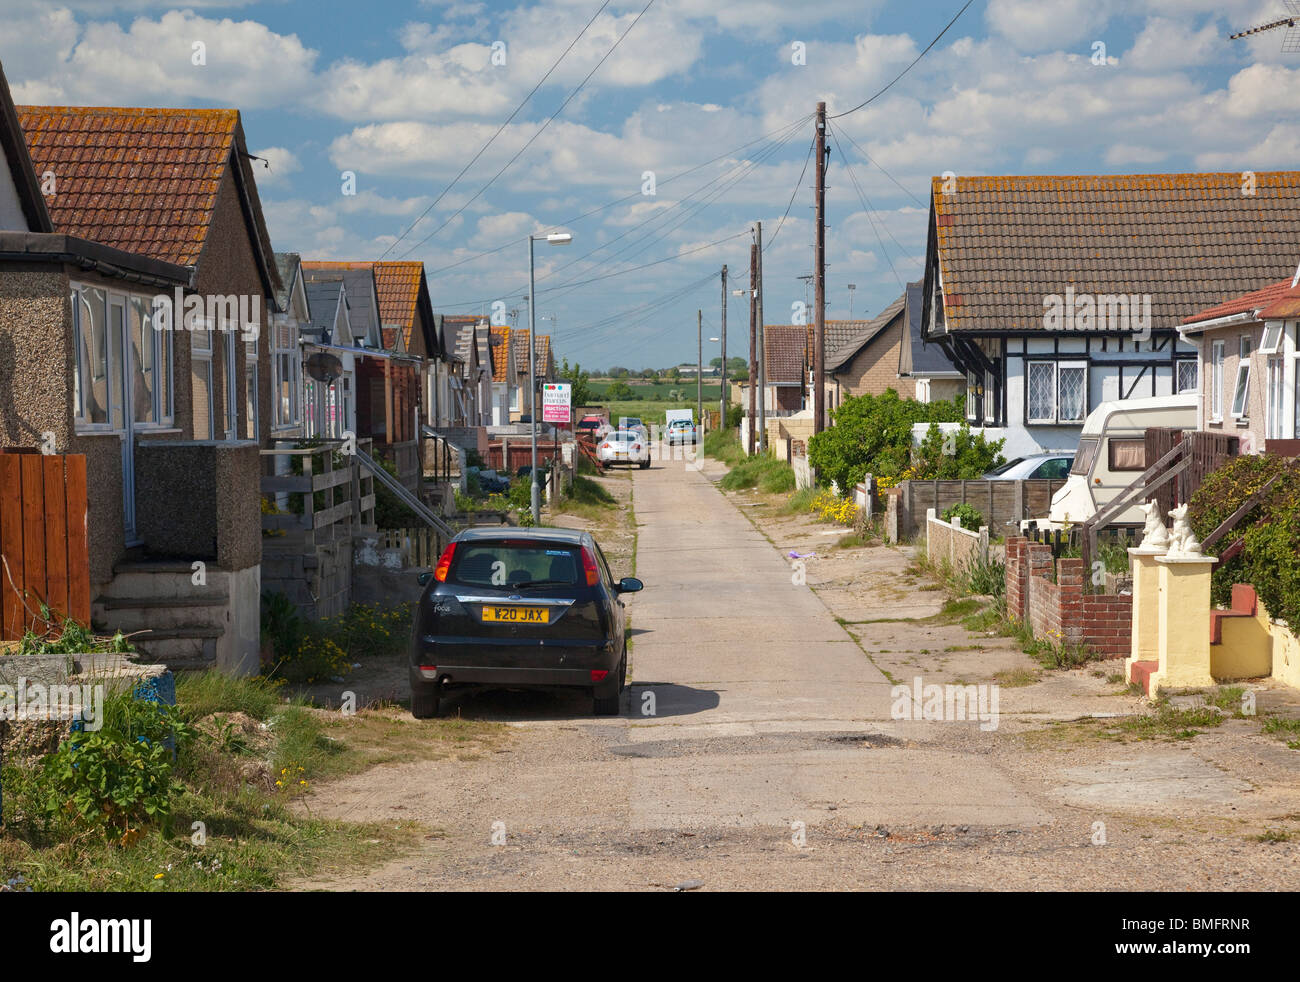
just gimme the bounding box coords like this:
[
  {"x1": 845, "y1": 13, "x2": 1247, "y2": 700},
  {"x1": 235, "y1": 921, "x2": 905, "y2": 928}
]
[{"x1": 1040, "y1": 394, "x2": 1199, "y2": 528}]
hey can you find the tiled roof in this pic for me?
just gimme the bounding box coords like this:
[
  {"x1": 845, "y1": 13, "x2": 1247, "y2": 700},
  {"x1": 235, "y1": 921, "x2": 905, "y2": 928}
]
[
  {"x1": 1183, "y1": 276, "x2": 1300, "y2": 325},
  {"x1": 929, "y1": 172, "x2": 1300, "y2": 334},
  {"x1": 763, "y1": 324, "x2": 808, "y2": 384},
  {"x1": 303, "y1": 263, "x2": 381, "y2": 347},
  {"x1": 512, "y1": 329, "x2": 551, "y2": 378},
  {"x1": 300, "y1": 260, "x2": 426, "y2": 350},
  {"x1": 17, "y1": 105, "x2": 240, "y2": 267},
  {"x1": 822, "y1": 301, "x2": 905, "y2": 373},
  {"x1": 490, "y1": 326, "x2": 510, "y2": 382}
]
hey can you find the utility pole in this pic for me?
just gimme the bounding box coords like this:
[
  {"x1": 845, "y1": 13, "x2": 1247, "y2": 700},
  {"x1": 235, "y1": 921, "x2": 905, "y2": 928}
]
[
  {"x1": 697, "y1": 309, "x2": 703, "y2": 436},
  {"x1": 719, "y1": 264, "x2": 728, "y2": 432},
  {"x1": 813, "y1": 100, "x2": 827, "y2": 435},
  {"x1": 747, "y1": 244, "x2": 757, "y2": 455},
  {"x1": 755, "y1": 220, "x2": 767, "y2": 454}
]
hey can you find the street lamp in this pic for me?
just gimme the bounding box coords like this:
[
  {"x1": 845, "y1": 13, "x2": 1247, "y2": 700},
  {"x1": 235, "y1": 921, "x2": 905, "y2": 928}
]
[{"x1": 528, "y1": 232, "x2": 572, "y2": 525}]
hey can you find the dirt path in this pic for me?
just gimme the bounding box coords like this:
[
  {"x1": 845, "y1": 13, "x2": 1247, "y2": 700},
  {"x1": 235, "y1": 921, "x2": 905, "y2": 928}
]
[{"x1": 289, "y1": 454, "x2": 1300, "y2": 890}]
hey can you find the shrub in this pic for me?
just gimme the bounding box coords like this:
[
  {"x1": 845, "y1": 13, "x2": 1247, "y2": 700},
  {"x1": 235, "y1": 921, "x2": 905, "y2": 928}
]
[
  {"x1": 942, "y1": 502, "x2": 985, "y2": 532},
  {"x1": 912, "y1": 422, "x2": 1006, "y2": 479},
  {"x1": 40, "y1": 693, "x2": 192, "y2": 842},
  {"x1": 1189, "y1": 454, "x2": 1300, "y2": 630},
  {"x1": 810, "y1": 489, "x2": 858, "y2": 525},
  {"x1": 807, "y1": 390, "x2": 961, "y2": 492}
]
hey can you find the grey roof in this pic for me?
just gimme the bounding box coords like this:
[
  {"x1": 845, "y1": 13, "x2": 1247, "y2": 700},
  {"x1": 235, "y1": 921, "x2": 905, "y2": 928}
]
[
  {"x1": 899, "y1": 279, "x2": 963, "y2": 378},
  {"x1": 273, "y1": 252, "x2": 300, "y2": 312},
  {"x1": 334, "y1": 268, "x2": 379, "y2": 343},
  {"x1": 826, "y1": 294, "x2": 906, "y2": 372},
  {"x1": 303, "y1": 276, "x2": 345, "y2": 338}
]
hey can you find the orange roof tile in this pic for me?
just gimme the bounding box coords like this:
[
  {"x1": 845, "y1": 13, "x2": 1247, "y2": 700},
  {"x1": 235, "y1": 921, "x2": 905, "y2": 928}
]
[
  {"x1": 1184, "y1": 277, "x2": 1300, "y2": 325},
  {"x1": 490, "y1": 326, "x2": 511, "y2": 382},
  {"x1": 17, "y1": 105, "x2": 240, "y2": 267}
]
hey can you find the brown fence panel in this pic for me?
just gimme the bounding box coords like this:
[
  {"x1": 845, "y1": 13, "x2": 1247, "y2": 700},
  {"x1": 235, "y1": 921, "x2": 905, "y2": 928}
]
[{"x1": 0, "y1": 451, "x2": 90, "y2": 641}]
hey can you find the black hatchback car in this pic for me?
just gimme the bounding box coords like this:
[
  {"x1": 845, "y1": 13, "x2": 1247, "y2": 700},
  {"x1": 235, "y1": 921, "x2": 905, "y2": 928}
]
[{"x1": 410, "y1": 527, "x2": 643, "y2": 718}]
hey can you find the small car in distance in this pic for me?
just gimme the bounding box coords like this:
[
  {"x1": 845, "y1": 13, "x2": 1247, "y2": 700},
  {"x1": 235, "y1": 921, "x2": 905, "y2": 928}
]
[
  {"x1": 598, "y1": 430, "x2": 650, "y2": 468},
  {"x1": 410, "y1": 527, "x2": 643, "y2": 717},
  {"x1": 665, "y1": 418, "x2": 698, "y2": 445},
  {"x1": 577, "y1": 414, "x2": 607, "y2": 434}
]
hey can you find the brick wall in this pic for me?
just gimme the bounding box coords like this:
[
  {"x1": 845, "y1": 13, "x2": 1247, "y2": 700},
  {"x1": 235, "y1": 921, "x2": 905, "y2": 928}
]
[{"x1": 1005, "y1": 536, "x2": 1132, "y2": 659}]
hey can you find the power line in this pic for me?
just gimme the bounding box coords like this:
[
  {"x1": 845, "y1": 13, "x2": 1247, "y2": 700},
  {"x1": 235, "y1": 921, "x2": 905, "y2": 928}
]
[
  {"x1": 420, "y1": 113, "x2": 813, "y2": 279},
  {"x1": 827, "y1": 124, "x2": 925, "y2": 207},
  {"x1": 397, "y1": 0, "x2": 659, "y2": 259},
  {"x1": 380, "y1": 0, "x2": 614, "y2": 259},
  {"x1": 828, "y1": 123, "x2": 908, "y2": 292},
  {"x1": 828, "y1": 0, "x2": 975, "y2": 119},
  {"x1": 766, "y1": 132, "x2": 817, "y2": 251}
]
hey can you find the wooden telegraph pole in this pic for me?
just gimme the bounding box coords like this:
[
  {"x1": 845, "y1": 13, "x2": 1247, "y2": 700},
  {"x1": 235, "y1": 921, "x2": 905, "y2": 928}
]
[
  {"x1": 719, "y1": 264, "x2": 728, "y2": 431},
  {"x1": 747, "y1": 243, "x2": 757, "y2": 454},
  {"x1": 814, "y1": 101, "x2": 827, "y2": 435}
]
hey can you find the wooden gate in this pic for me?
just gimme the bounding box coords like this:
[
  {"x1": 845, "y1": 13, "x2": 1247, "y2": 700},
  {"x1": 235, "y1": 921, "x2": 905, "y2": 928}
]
[{"x1": 0, "y1": 450, "x2": 90, "y2": 641}]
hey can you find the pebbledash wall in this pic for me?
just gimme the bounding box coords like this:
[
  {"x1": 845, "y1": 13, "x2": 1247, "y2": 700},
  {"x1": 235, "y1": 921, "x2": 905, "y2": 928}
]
[{"x1": 1005, "y1": 537, "x2": 1132, "y2": 658}]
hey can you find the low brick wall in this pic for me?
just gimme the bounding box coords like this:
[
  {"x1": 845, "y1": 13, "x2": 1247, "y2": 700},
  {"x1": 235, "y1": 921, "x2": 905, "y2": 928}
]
[
  {"x1": 1006, "y1": 537, "x2": 1132, "y2": 659},
  {"x1": 926, "y1": 508, "x2": 988, "y2": 570}
]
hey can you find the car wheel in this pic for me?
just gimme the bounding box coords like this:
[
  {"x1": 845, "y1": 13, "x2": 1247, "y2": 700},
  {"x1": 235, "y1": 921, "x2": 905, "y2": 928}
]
[
  {"x1": 639, "y1": 458, "x2": 650, "y2": 469},
  {"x1": 593, "y1": 657, "x2": 624, "y2": 716},
  {"x1": 411, "y1": 684, "x2": 441, "y2": 719}
]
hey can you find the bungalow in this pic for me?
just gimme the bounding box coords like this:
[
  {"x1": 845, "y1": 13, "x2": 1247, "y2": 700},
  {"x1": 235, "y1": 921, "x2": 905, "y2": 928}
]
[
  {"x1": 489, "y1": 325, "x2": 516, "y2": 425},
  {"x1": 510, "y1": 328, "x2": 552, "y2": 421},
  {"x1": 7, "y1": 83, "x2": 282, "y2": 672},
  {"x1": 919, "y1": 172, "x2": 1300, "y2": 457},
  {"x1": 897, "y1": 279, "x2": 964, "y2": 405},
  {"x1": 1180, "y1": 271, "x2": 1300, "y2": 456}
]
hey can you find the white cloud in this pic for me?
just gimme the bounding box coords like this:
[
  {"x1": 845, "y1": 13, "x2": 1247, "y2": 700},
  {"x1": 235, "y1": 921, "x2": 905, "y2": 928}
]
[{"x1": 250, "y1": 146, "x2": 301, "y2": 186}]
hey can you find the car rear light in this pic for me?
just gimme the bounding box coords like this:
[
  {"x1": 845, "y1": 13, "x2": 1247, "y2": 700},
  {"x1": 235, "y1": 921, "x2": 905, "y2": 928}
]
[
  {"x1": 590, "y1": 669, "x2": 609, "y2": 682},
  {"x1": 581, "y1": 546, "x2": 600, "y2": 586},
  {"x1": 433, "y1": 542, "x2": 456, "y2": 582},
  {"x1": 632, "y1": 444, "x2": 641, "y2": 451},
  {"x1": 601, "y1": 443, "x2": 610, "y2": 449},
  {"x1": 419, "y1": 665, "x2": 438, "y2": 679}
]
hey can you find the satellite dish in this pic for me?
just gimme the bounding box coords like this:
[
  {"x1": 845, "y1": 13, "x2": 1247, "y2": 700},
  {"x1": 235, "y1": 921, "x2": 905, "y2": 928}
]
[{"x1": 305, "y1": 352, "x2": 344, "y2": 384}]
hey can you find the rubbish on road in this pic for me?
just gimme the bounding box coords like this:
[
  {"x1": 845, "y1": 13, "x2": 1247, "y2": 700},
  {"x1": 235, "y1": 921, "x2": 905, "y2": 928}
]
[
  {"x1": 788, "y1": 551, "x2": 816, "y2": 559},
  {"x1": 673, "y1": 880, "x2": 705, "y2": 892}
]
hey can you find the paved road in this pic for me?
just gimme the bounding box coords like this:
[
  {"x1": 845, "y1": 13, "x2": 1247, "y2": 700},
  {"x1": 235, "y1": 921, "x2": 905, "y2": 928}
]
[{"x1": 621, "y1": 454, "x2": 1044, "y2": 830}]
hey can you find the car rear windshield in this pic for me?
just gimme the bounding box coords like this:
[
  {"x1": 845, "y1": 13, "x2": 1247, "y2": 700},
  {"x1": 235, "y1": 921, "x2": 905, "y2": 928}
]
[
  {"x1": 449, "y1": 541, "x2": 582, "y2": 588},
  {"x1": 609, "y1": 431, "x2": 638, "y2": 442}
]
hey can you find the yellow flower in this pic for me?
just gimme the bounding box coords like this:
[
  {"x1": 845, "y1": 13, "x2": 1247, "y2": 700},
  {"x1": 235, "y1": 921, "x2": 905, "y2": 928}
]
[{"x1": 154, "y1": 873, "x2": 164, "y2": 880}]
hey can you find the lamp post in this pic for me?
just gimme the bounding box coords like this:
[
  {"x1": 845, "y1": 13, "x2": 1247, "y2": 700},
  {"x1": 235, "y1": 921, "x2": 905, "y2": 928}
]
[{"x1": 528, "y1": 232, "x2": 572, "y2": 525}]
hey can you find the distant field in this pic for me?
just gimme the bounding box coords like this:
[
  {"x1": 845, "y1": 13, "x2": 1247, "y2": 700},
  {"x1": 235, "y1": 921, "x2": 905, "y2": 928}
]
[
  {"x1": 604, "y1": 400, "x2": 725, "y2": 427},
  {"x1": 589, "y1": 379, "x2": 723, "y2": 401}
]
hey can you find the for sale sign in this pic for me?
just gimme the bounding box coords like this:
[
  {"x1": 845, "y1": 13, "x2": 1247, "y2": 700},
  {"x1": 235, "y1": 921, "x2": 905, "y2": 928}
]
[{"x1": 542, "y1": 383, "x2": 571, "y2": 423}]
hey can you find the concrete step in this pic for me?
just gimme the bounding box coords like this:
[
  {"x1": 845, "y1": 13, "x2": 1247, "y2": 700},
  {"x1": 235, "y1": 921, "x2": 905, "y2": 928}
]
[
  {"x1": 1209, "y1": 584, "x2": 1258, "y2": 645},
  {"x1": 1130, "y1": 659, "x2": 1158, "y2": 696},
  {"x1": 127, "y1": 627, "x2": 222, "y2": 672},
  {"x1": 96, "y1": 594, "x2": 229, "y2": 610}
]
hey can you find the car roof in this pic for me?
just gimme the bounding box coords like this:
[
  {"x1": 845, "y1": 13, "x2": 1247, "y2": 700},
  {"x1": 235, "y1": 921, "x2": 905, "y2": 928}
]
[{"x1": 453, "y1": 526, "x2": 592, "y2": 546}]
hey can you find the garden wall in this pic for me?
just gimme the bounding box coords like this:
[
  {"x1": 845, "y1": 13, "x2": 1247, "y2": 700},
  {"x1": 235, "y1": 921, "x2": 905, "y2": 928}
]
[
  {"x1": 1005, "y1": 537, "x2": 1132, "y2": 659},
  {"x1": 925, "y1": 508, "x2": 988, "y2": 570},
  {"x1": 895, "y1": 479, "x2": 1067, "y2": 538}
]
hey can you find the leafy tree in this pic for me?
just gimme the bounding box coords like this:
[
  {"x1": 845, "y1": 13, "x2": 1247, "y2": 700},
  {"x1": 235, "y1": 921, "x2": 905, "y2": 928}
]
[
  {"x1": 604, "y1": 380, "x2": 636, "y2": 400},
  {"x1": 608, "y1": 366, "x2": 630, "y2": 378},
  {"x1": 807, "y1": 389, "x2": 961, "y2": 493},
  {"x1": 557, "y1": 357, "x2": 594, "y2": 407}
]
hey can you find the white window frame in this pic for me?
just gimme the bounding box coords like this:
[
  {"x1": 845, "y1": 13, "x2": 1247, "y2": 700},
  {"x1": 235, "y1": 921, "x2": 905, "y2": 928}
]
[
  {"x1": 983, "y1": 369, "x2": 995, "y2": 424},
  {"x1": 1175, "y1": 358, "x2": 1198, "y2": 395},
  {"x1": 192, "y1": 317, "x2": 215, "y2": 440},
  {"x1": 1028, "y1": 359, "x2": 1087, "y2": 424},
  {"x1": 965, "y1": 369, "x2": 978, "y2": 421},
  {"x1": 70, "y1": 285, "x2": 114, "y2": 432},
  {"x1": 271, "y1": 318, "x2": 301, "y2": 430},
  {"x1": 1232, "y1": 335, "x2": 1252, "y2": 421},
  {"x1": 128, "y1": 295, "x2": 174, "y2": 428},
  {"x1": 1260, "y1": 321, "x2": 1283, "y2": 355},
  {"x1": 1266, "y1": 354, "x2": 1284, "y2": 440},
  {"x1": 1210, "y1": 339, "x2": 1225, "y2": 422}
]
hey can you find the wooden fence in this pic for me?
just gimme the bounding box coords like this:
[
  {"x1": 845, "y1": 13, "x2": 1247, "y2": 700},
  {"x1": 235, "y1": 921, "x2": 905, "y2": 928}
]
[
  {"x1": 378, "y1": 527, "x2": 443, "y2": 569},
  {"x1": 0, "y1": 451, "x2": 90, "y2": 641},
  {"x1": 893, "y1": 478, "x2": 1067, "y2": 538}
]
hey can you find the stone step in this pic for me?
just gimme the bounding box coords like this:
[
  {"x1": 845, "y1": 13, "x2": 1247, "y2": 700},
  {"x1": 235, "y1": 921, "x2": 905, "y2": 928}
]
[
  {"x1": 96, "y1": 594, "x2": 229, "y2": 610},
  {"x1": 1130, "y1": 659, "x2": 1158, "y2": 696},
  {"x1": 126, "y1": 627, "x2": 222, "y2": 672}
]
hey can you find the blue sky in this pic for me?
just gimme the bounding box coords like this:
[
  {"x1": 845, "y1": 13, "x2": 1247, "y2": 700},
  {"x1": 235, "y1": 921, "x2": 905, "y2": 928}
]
[{"x1": 5, "y1": 0, "x2": 1299, "y2": 369}]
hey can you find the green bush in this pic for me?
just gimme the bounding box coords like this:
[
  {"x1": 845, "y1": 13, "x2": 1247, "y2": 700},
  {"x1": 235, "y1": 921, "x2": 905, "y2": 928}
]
[
  {"x1": 942, "y1": 502, "x2": 985, "y2": 531},
  {"x1": 41, "y1": 693, "x2": 192, "y2": 842},
  {"x1": 913, "y1": 422, "x2": 1006, "y2": 479},
  {"x1": 807, "y1": 390, "x2": 961, "y2": 492},
  {"x1": 1189, "y1": 454, "x2": 1300, "y2": 630}
]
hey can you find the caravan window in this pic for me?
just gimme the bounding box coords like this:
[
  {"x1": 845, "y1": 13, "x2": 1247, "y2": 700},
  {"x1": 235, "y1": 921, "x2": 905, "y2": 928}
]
[
  {"x1": 1108, "y1": 438, "x2": 1146, "y2": 472},
  {"x1": 1071, "y1": 438, "x2": 1099, "y2": 476}
]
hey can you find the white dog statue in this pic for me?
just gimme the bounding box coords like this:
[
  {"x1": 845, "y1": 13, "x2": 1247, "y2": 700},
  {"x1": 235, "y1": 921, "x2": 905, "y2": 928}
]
[
  {"x1": 1166, "y1": 502, "x2": 1203, "y2": 558},
  {"x1": 1138, "y1": 500, "x2": 1170, "y2": 551}
]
